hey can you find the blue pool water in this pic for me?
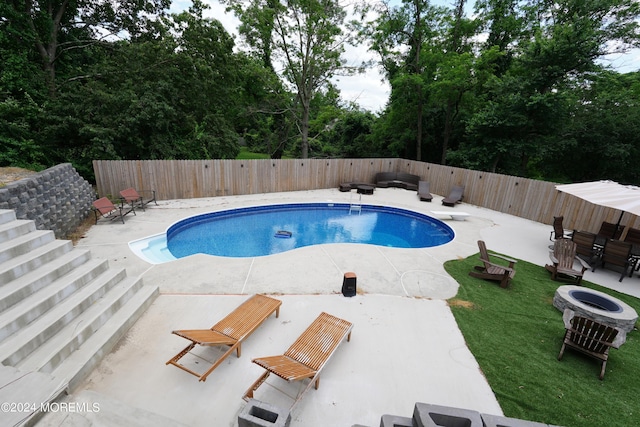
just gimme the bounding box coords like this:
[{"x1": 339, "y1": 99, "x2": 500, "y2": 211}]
[{"x1": 160, "y1": 203, "x2": 454, "y2": 259}]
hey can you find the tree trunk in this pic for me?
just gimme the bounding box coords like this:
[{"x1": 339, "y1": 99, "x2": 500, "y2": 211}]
[
  {"x1": 301, "y1": 99, "x2": 310, "y2": 158},
  {"x1": 441, "y1": 100, "x2": 454, "y2": 164},
  {"x1": 416, "y1": 95, "x2": 423, "y2": 161}
]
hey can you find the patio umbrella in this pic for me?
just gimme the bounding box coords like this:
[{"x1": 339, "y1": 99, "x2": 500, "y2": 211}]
[{"x1": 555, "y1": 180, "x2": 640, "y2": 231}]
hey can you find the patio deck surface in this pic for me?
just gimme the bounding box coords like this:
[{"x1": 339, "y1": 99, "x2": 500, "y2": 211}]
[{"x1": 46, "y1": 187, "x2": 639, "y2": 427}]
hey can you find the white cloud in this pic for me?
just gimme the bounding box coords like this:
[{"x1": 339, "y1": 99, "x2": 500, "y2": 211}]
[{"x1": 601, "y1": 48, "x2": 640, "y2": 73}]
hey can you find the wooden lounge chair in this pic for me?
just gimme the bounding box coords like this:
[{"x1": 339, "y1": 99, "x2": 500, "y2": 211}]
[
  {"x1": 592, "y1": 239, "x2": 632, "y2": 282},
  {"x1": 545, "y1": 238, "x2": 590, "y2": 284},
  {"x1": 119, "y1": 187, "x2": 157, "y2": 212},
  {"x1": 243, "y1": 312, "x2": 353, "y2": 409},
  {"x1": 558, "y1": 310, "x2": 622, "y2": 380},
  {"x1": 417, "y1": 181, "x2": 433, "y2": 202},
  {"x1": 442, "y1": 185, "x2": 464, "y2": 207},
  {"x1": 468, "y1": 240, "x2": 516, "y2": 288},
  {"x1": 167, "y1": 294, "x2": 281, "y2": 382},
  {"x1": 91, "y1": 197, "x2": 134, "y2": 224}
]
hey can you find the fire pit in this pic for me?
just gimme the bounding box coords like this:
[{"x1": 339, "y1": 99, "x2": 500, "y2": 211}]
[{"x1": 553, "y1": 285, "x2": 638, "y2": 332}]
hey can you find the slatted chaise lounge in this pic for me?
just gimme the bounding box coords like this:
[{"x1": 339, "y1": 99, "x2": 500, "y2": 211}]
[
  {"x1": 167, "y1": 294, "x2": 281, "y2": 382},
  {"x1": 243, "y1": 312, "x2": 353, "y2": 409}
]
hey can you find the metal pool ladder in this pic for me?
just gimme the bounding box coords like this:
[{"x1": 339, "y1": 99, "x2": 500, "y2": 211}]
[{"x1": 349, "y1": 193, "x2": 362, "y2": 215}]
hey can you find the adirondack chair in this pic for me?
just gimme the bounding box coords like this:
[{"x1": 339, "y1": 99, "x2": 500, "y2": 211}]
[
  {"x1": 558, "y1": 309, "x2": 625, "y2": 380},
  {"x1": 545, "y1": 238, "x2": 590, "y2": 284},
  {"x1": 468, "y1": 240, "x2": 516, "y2": 288}
]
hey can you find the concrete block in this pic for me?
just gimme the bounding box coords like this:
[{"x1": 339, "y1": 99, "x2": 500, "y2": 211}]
[
  {"x1": 481, "y1": 413, "x2": 553, "y2": 427},
  {"x1": 380, "y1": 414, "x2": 414, "y2": 427},
  {"x1": 413, "y1": 403, "x2": 483, "y2": 427},
  {"x1": 238, "y1": 399, "x2": 291, "y2": 427}
]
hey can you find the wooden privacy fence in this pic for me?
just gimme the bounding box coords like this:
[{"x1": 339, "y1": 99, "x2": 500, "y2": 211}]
[{"x1": 93, "y1": 159, "x2": 640, "y2": 235}]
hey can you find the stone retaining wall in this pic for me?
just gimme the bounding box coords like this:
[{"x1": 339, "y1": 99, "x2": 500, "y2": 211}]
[{"x1": 0, "y1": 163, "x2": 95, "y2": 238}]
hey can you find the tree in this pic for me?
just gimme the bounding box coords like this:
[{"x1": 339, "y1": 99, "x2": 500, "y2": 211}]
[
  {"x1": 3, "y1": 0, "x2": 170, "y2": 98},
  {"x1": 360, "y1": 0, "x2": 445, "y2": 160},
  {"x1": 41, "y1": 1, "x2": 244, "y2": 178},
  {"x1": 227, "y1": 0, "x2": 354, "y2": 158},
  {"x1": 458, "y1": 0, "x2": 640, "y2": 176},
  {"x1": 548, "y1": 71, "x2": 640, "y2": 183}
]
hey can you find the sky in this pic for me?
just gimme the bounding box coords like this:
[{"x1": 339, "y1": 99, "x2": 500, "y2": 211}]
[{"x1": 171, "y1": 0, "x2": 640, "y2": 113}]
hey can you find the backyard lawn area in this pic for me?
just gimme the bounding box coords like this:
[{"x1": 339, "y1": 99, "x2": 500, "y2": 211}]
[{"x1": 445, "y1": 254, "x2": 640, "y2": 427}]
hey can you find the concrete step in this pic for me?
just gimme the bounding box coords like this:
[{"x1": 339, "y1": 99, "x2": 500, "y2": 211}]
[
  {"x1": 0, "y1": 239, "x2": 72, "y2": 284},
  {"x1": 0, "y1": 248, "x2": 93, "y2": 312},
  {"x1": 50, "y1": 284, "x2": 158, "y2": 392},
  {"x1": 0, "y1": 229, "x2": 56, "y2": 264},
  {"x1": 0, "y1": 365, "x2": 65, "y2": 427},
  {"x1": 0, "y1": 210, "x2": 160, "y2": 425},
  {"x1": 15, "y1": 276, "x2": 148, "y2": 376},
  {"x1": 0, "y1": 217, "x2": 36, "y2": 242},
  {"x1": 0, "y1": 209, "x2": 17, "y2": 225},
  {"x1": 36, "y1": 389, "x2": 185, "y2": 427},
  {"x1": 0, "y1": 267, "x2": 128, "y2": 366},
  {"x1": 0, "y1": 258, "x2": 109, "y2": 341}
]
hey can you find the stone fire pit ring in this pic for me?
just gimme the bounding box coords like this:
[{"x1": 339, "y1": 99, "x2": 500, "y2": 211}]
[{"x1": 553, "y1": 285, "x2": 638, "y2": 332}]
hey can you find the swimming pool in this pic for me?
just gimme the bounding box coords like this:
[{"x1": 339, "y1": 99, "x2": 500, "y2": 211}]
[{"x1": 129, "y1": 203, "x2": 454, "y2": 263}]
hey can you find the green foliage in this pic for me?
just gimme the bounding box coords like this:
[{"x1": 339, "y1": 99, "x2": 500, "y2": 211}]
[
  {"x1": 227, "y1": 0, "x2": 355, "y2": 158},
  {"x1": 445, "y1": 254, "x2": 640, "y2": 427},
  {"x1": 236, "y1": 147, "x2": 271, "y2": 159},
  {"x1": 0, "y1": 96, "x2": 47, "y2": 170},
  {"x1": 2, "y1": 0, "x2": 640, "y2": 184}
]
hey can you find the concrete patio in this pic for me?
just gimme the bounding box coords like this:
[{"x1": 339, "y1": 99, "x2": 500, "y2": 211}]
[{"x1": 35, "y1": 187, "x2": 640, "y2": 427}]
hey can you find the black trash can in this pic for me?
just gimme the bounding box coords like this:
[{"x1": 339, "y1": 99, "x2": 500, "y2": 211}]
[{"x1": 342, "y1": 272, "x2": 357, "y2": 297}]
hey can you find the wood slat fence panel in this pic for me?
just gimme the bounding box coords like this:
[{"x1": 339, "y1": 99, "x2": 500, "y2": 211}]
[{"x1": 93, "y1": 159, "x2": 640, "y2": 236}]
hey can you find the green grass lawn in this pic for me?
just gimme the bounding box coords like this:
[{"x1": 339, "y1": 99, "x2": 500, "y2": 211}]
[
  {"x1": 236, "y1": 147, "x2": 271, "y2": 159},
  {"x1": 444, "y1": 254, "x2": 640, "y2": 427}
]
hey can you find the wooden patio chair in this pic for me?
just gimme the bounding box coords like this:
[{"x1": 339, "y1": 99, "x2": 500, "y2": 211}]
[
  {"x1": 545, "y1": 238, "x2": 590, "y2": 284},
  {"x1": 549, "y1": 216, "x2": 572, "y2": 242},
  {"x1": 468, "y1": 240, "x2": 516, "y2": 288},
  {"x1": 119, "y1": 187, "x2": 157, "y2": 212},
  {"x1": 595, "y1": 221, "x2": 625, "y2": 247},
  {"x1": 623, "y1": 227, "x2": 640, "y2": 276},
  {"x1": 558, "y1": 310, "x2": 622, "y2": 380},
  {"x1": 571, "y1": 230, "x2": 599, "y2": 266},
  {"x1": 442, "y1": 185, "x2": 464, "y2": 207},
  {"x1": 417, "y1": 181, "x2": 433, "y2": 202},
  {"x1": 243, "y1": 312, "x2": 353, "y2": 410},
  {"x1": 592, "y1": 239, "x2": 633, "y2": 282},
  {"x1": 166, "y1": 294, "x2": 281, "y2": 382},
  {"x1": 91, "y1": 197, "x2": 134, "y2": 224}
]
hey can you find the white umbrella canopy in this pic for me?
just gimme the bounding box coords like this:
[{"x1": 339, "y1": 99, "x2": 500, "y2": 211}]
[{"x1": 555, "y1": 180, "x2": 640, "y2": 224}]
